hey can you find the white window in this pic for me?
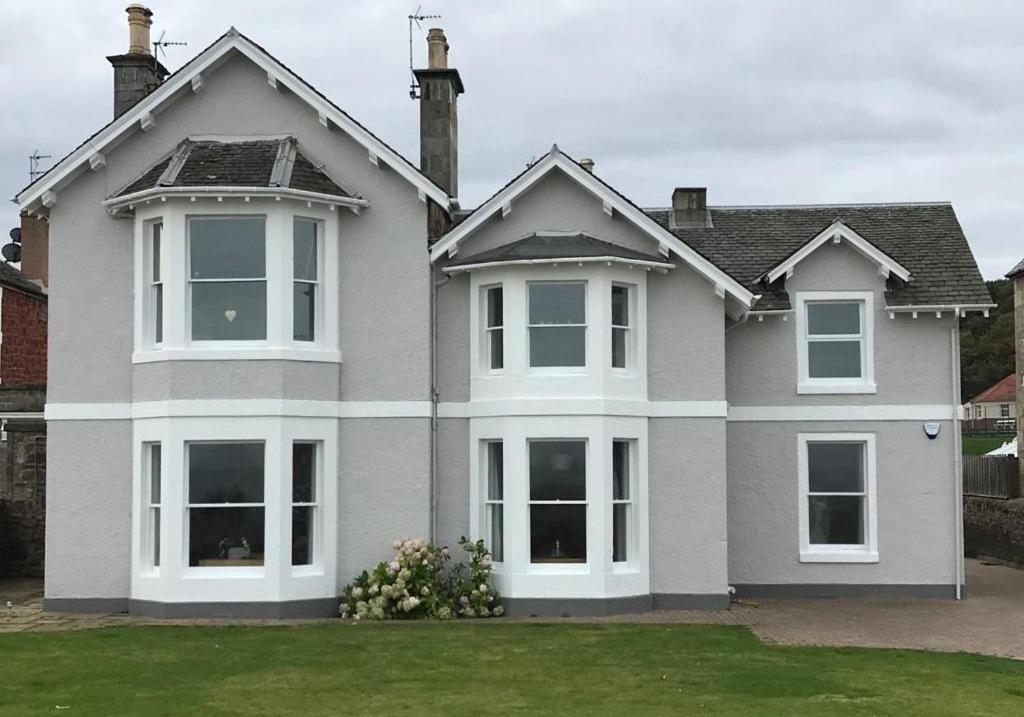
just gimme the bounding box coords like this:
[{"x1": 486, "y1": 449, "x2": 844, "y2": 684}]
[
  {"x1": 145, "y1": 442, "x2": 162, "y2": 569},
  {"x1": 796, "y1": 292, "x2": 875, "y2": 394},
  {"x1": 528, "y1": 282, "x2": 587, "y2": 368},
  {"x1": 186, "y1": 442, "x2": 266, "y2": 568},
  {"x1": 292, "y1": 218, "x2": 320, "y2": 343},
  {"x1": 484, "y1": 441, "x2": 504, "y2": 562},
  {"x1": 798, "y1": 433, "x2": 878, "y2": 562},
  {"x1": 148, "y1": 221, "x2": 164, "y2": 345},
  {"x1": 610, "y1": 284, "x2": 632, "y2": 369},
  {"x1": 291, "y1": 442, "x2": 319, "y2": 567},
  {"x1": 1000, "y1": 404, "x2": 1010, "y2": 419},
  {"x1": 975, "y1": 405, "x2": 983, "y2": 419},
  {"x1": 611, "y1": 440, "x2": 634, "y2": 563},
  {"x1": 529, "y1": 440, "x2": 587, "y2": 563},
  {"x1": 484, "y1": 286, "x2": 503, "y2": 371}
]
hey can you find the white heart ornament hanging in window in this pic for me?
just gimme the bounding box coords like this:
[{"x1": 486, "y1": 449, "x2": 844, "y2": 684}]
[{"x1": 224, "y1": 309, "x2": 237, "y2": 323}]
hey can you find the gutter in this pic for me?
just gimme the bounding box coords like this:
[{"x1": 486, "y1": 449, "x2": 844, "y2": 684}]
[{"x1": 102, "y1": 185, "x2": 370, "y2": 213}]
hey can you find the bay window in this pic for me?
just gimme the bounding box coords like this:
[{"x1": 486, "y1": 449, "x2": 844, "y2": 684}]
[
  {"x1": 293, "y1": 219, "x2": 319, "y2": 343},
  {"x1": 612, "y1": 440, "x2": 632, "y2": 563},
  {"x1": 291, "y1": 442, "x2": 319, "y2": 567},
  {"x1": 528, "y1": 282, "x2": 587, "y2": 368},
  {"x1": 798, "y1": 433, "x2": 878, "y2": 562},
  {"x1": 796, "y1": 292, "x2": 875, "y2": 394},
  {"x1": 149, "y1": 222, "x2": 164, "y2": 345},
  {"x1": 485, "y1": 441, "x2": 504, "y2": 562},
  {"x1": 529, "y1": 440, "x2": 587, "y2": 563},
  {"x1": 485, "y1": 286, "x2": 504, "y2": 371},
  {"x1": 610, "y1": 284, "x2": 631, "y2": 369},
  {"x1": 145, "y1": 442, "x2": 162, "y2": 569}
]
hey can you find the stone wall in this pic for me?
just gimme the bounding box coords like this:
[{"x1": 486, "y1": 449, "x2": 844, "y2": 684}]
[
  {"x1": 964, "y1": 496, "x2": 1024, "y2": 566},
  {"x1": 0, "y1": 388, "x2": 46, "y2": 579}
]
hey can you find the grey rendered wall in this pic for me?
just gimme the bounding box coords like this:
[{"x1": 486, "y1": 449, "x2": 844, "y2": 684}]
[
  {"x1": 44, "y1": 420, "x2": 132, "y2": 600},
  {"x1": 435, "y1": 272, "x2": 470, "y2": 403},
  {"x1": 727, "y1": 420, "x2": 957, "y2": 585},
  {"x1": 132, "y1": 361, "x2": 340, "y2": 401},
  {"x1": 726, "y1": 242, "x2": 956, "y2": 406},
  {"x1": 434, "y1": 417, "x2": 470, "y2": 551},
  {"x1": 649, "y1": 417, "x2": 729, "y2": 596}
]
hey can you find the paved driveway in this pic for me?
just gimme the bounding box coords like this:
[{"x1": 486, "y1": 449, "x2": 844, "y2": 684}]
[{"x1": 2, "y1": 559, "x2": 1023, "y2": 659}]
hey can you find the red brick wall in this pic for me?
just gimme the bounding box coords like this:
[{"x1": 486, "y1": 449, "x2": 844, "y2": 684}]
[{"x1": 1, "y1": 288, "x2": 47, "y2": 386}]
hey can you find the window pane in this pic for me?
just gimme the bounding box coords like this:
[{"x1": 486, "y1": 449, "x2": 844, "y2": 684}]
[
  {"x1": 808, "y1": 340, "x2": 861, "y2": 378},
  {"x1": 487, "y1": 503, "x2": 504, "y2": 562},
  {"x1": 189, "y1": 217, "x2": 266, "y2": 279},
  {"x1": 155, "y1": 284, "x2": 163, "y2": 344},
  {"x1": 189, "y1": 507, "x2": 265, "y2": 566},
  {"x1": 529, "y1": 283, "x2": 585, "y2": 325},
  {"x1": 487, "y1": 442, "x2": 503, "y2": 500},
  {"x1": 151, "y1": 508, "x2": 161, "y2": 568},
  {"x1": 808, "y1": 496, "x2": 864, "y2": 545},
  {"x1": 529, "y1": 326, "x2": 586, "y2": 367},
  {"x1": 293, "y1": 282, "x2": 316, "y2": 342},
  {"x1": 488, "y1": 328, "x2": 503, "y2": 370},
  {"x1": 293, "y1": 219, "x2": 318, "y2": 281},
  {"x1": 487, "y1": 287, "x2": 503, "y2": 328},
  {"x1": 612, "y1": 441, "x2": 629, "y2": 500},
  {"x1": 292, "y1": 443, "x2": 316, "y2": 503},
  {"x1": 292, "y1": 506, "x2": 314, "y2": 566},
  {"x1": 149, "y1": 444, "x2": 162, "y2": 503},
  {"x1": 613, "y1": 503, "x2": 628, "y2": 563},
  {"x1": 611, "y1": 285, "x2": 629, "y2": 326},
  {"x1": 808, "y1": 443, "x2": 864, "y2": 493},
  {"x1": 530, "y1": 441, "x2": 586, "y2": 501},
  {"x1": 188, "y1": 443, "x2": 265, "y2": 504},
  {"x1": 612, "y1": 327, "x2": 627, "y2": 368},
  {"x1": 807, "y1": 302, "x2": 860, "y2": 335},
  {"x1": 530, "y1": 505, "x2": 586, "y2": 563},
  {"x1": 191, "y1": 281, "x2": 267, "y2": 341},
  {"x1": 152, "y1": 223, "x2": 162, "y2": 281}
]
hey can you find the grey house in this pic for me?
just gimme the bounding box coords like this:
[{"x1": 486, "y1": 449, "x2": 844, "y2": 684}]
[{"x1": 16, "y1": 8, "x2": 992, "y2": 617}]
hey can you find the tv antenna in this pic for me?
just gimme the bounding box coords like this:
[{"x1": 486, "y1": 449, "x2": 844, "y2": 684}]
[
  {"x1": 408, "y1": 6, "x2": 441, "y2": 99},
  {"x1": 28, "y1": 150, "x2": 51, "y2": 183},
  {"x1": 153, "y1": 30, "x2": 187, "y2": 61}
]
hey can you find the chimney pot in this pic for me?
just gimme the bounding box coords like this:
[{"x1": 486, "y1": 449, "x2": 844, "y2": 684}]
[
  {"x1": 579, "y1": 158, "x2": 595, "y2": 173},
  {"x1": 126, "y1": 4, "x2": 154, "y2": 55},
  {"x1": 427, "y1": 28, "x2": 448, "y2": 69}
]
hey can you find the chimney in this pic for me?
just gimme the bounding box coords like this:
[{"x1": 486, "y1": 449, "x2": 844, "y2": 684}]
[
  {"x1": 579, "y1": 158, "x2": 595, "y2": 173},
  {"x1": 18, "y1": 213, "x2": 49, "y2": 289},
  {"x1": 413, "y1": 28, "x2": 464, "y2": 238},
  {"x1": 671, "y1": 187, "x2": 711, "y2": 229},
  {"x1": 107, "y1": 5, "x2": 169, "y2": 119}
]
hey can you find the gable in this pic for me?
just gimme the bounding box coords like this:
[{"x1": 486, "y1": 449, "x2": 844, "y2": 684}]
[{"x1": 15, "y1": 29, "x2": 448, "y2": 216}]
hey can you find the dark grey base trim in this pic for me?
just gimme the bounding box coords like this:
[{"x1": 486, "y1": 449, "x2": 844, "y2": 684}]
[
  {"x1": 733, "y1": 584, "x2": 965, "y2": 600},
  {"x1": 128, "y1": 598, "x2": 339, "y2": 619},
  {"x1": 653, "y1": 592, "x2": 732, "y2": 610},
  {"x1": 44, "y1": 598, "x2": 130, "y2": 614}
]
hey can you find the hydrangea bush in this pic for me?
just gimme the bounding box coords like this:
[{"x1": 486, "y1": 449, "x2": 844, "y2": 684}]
[{"x1": 340, "y1": 537, "x2": 503, "y2": 620}]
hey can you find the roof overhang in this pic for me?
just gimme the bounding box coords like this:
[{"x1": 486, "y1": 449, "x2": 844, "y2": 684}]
[
  {"x1": 884, "y1": 303, "x2": 995, "y2": 319},
  {"x1": 14, "y1": 29, "x2": 450, "y2": 215},
  {"x1": 429, "y1": 146, "x2": 756, "y2": 314},
  {"x1": 444, "y1": 255, "x2": 676, "y2": 274},
  {"x1": 761, "y1": 219, "x2": 912, "y2": 284},
  {"x1": 102, "y1": 185, "x2": 369, "y2": 215}
]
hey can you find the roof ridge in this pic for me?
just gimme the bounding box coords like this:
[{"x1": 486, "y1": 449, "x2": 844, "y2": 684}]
[{"x1": 643, "y1": 201, "x2": 953, "y2": 212}]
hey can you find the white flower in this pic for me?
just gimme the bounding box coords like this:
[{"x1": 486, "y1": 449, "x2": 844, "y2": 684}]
[
  {"x1": 352, "y1": 587, "x2": 363, "y2": 599},
  {"x1": 421, "y1": 586, "x2": 430, "y2": 596},
  {"x1": 479, "y1": 584, "x2": 488, "y2": 594},
  {"x1": 389, "y1": 560, "x2": 401, "y2": 573},
  {"x1": 493, "y1": 605, "x2": 504, "y2": 617}
]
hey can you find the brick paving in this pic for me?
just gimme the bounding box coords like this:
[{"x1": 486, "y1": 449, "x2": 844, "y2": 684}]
[{"x1": 2, "y1": 559, "x2": 1022, "y2": 659}]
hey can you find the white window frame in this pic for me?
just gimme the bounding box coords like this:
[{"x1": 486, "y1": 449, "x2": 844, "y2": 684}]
[
  {"x1": 144, "y1": 442, "x2": 162, "y2": 571},
  {"x1": 797, "y1": 432, "x2": 878, "y2": 563},
  {"x1": 132, "y1": 200, "x2": 339, "y2": 363},
  {"x1": 290, "y1": 440, "x2": 321, "y2": 570},
  {"x1": 482, "y1": 284, "x2": 504, "y2": 374},
  {"x1": 611, "y1": 438, "x2": 637, "y2": 566},
  {"x1": 146, "y1": 220, "x2": 164, "y2": 346},
  {"x1": 1000, "y1": 404, "x2": 1010, "y2": 419},
  {"x1": 796, "y1": 291, "x2": 876, "y2": 395},
  {"x1": 609, "y1": 283, "x2": 635, "y2": 371},
  {"x1": 526, "y1": 280, "x2": 589, "y2": 373},
  {"x1": 291, "y1": 217, "x2": 323, "y2": 344},
  {"x1": 483, "y1": 440, "x2": 504, "y2": 563},
  {"x1": 527, "y1": 438, "x2": 589, "y2": 566}
]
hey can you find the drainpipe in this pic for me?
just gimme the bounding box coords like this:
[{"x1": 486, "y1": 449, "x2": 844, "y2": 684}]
[
  {"x1": 429, "y1": 261, "x2": 439, "y2": 544},
  {"x1": 951, "y1": 314, "x2": 964, "y2": 599}
]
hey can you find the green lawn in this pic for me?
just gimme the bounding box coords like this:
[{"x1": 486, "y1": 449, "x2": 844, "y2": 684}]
[
  {"x1": 963, "y1": 436, "x2": 1014, "y2": 455},
  {"x1": 1, "y1": 624, "x2": 1022, "y2": 716}
]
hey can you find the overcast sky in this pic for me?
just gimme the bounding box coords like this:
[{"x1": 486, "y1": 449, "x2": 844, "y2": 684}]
[{"x1": 2, "y1": 0, "x2": 1021, "y2": 278}]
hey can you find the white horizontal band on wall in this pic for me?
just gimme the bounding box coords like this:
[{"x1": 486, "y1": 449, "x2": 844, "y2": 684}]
[
  {"x1": 727, "y1": 404, "x2": 956, "y2": 422},
  {"x1": 46, "y1": 400, "x2": 433, "y2": 421},
  {"x1": 437, "y1": 400, "x2": 728, "y2": 418}
]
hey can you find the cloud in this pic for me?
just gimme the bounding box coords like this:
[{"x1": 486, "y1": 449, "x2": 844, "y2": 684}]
[{"x1": 2, "y1": 0, "x2": 1021, "y2": 277}]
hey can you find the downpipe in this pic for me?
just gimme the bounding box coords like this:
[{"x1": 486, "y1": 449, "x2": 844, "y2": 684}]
[{"x1": 951, "y1": 315, "x2": 964, "y2": 600}]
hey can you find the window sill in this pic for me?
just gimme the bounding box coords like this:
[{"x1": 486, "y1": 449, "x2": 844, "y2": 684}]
[
  {"x1": 797, "y1": 382, "x2": 877, "y2": 395},
  {"x1": 133, "y1": 347, "x2": 342, "y2": 364},
  {"x1": 800, "y1": 550, "x2": 879, "y2": 564}
]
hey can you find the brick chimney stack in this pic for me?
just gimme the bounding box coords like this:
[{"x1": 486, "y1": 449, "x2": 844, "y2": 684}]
[
  {"x1": 107, "y1": 5, "x2": 169, "y2": 118},
  {"x1": 414, "y1": 28, "x2": 464, "y2": 238}
]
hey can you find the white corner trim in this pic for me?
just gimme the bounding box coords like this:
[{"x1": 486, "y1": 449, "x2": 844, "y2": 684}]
[
  {"x1": 763, "y1": 220, "x2": 911, "y2": 284},
  {"x1": 426, "y1": 150, "x2": 754, "y2": 308},
  {"x1": 728, "y1": 404, "x2": 955, "y2": 422},
  {"x1": 47, "y1": 400, "x2": 434, "y2": 421}
]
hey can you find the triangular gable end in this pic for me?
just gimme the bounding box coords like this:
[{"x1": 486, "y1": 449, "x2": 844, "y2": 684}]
[
  {"x1": 15, "y1": 28, "x2": 450, "y2": 215},
  {"x1": 761, "y1": 219, "x2": 911, "y2": 285},
  {"x1": 429, "y1": 146, "x2": 755, "y2": 314}
]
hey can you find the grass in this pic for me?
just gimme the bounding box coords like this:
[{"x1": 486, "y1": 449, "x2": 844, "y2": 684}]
[
  {"x1": 1, "y1": 623, "x2": 1022, "y2": 716},
  {"x1": 963, "y1": 436, "x2": 1013, "y2": 455}
]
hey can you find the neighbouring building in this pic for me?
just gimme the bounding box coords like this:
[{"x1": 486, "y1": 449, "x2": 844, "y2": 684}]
[
  {"x1": 1008, "y1": 258, "x2": 1024, "y2": 488},
  {"x1": 963, "y1": 374, "x2": 1017, "y2": 424},
  {"x1": 14, "y1": 7, "x2": 993, "y2": 617}
]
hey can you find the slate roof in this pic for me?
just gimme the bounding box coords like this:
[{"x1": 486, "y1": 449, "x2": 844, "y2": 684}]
[
  {"x1": 644, "y1": 203, "x2": 992, "y2": 311},
  {"x1": 0, "y1": 263, "x2": 46, "y2": 298},
  {"x1": 1007, "y1": 258, "x2": 1024, "y2": 279},
  {"x1": 969, "y1": 374, "x2": 1017, "y2": 404},
  {"x1": 445, "y1": 233, "x2": 666, "y2": 268},
  {"x1": 118, "y1": 138, "x2": 352, "y2": 198}
]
